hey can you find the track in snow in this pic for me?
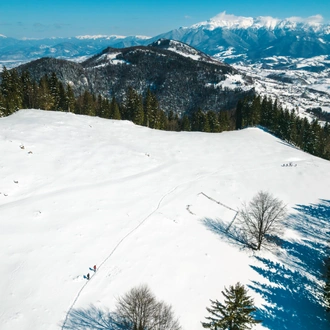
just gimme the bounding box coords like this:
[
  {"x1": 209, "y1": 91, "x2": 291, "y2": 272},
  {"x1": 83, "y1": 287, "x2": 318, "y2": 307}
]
[{"x1": 61, "y1": 184, "x2": 180, "y2": 329}]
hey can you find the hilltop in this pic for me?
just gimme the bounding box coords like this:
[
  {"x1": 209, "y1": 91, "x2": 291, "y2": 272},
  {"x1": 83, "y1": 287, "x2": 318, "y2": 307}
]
[{"x1": 0, "y1": 110, "x2": 329, "y2": 329}]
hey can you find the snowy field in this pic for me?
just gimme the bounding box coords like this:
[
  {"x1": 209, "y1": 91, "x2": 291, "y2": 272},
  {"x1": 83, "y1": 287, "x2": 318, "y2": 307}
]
[{"x1": 1, "y1": 110, "x2": 330, "y2": 329}]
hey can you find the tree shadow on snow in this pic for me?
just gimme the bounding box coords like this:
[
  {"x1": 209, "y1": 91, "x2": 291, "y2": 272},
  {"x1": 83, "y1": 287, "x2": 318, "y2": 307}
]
[
  {"x1": 201, "y1": 200, "x2": 330, "y2": 329},
  {"x1": 201, "y1": 217, "x2": 250, "y2": 250},
  {"x1": 249, "y1": 199, "x2": 330, "y2": 330},
  {"x1": 62, "y1": 304, "x2": 126, "y2": 330}
]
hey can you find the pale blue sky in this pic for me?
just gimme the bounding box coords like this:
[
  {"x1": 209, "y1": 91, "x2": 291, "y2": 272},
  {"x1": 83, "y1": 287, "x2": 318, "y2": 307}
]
[{"x1": 1, "y1": 0, "x2": 329, "y2": 39}]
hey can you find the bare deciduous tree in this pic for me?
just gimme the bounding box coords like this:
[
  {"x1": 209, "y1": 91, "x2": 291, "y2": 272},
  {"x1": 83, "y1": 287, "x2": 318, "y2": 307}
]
[
  {"x1": 115, "y1": 284, "x2": 181, "y2": 330},
  {"x1": 239, "y1": 191, "x2": 287, "y2": 250}
]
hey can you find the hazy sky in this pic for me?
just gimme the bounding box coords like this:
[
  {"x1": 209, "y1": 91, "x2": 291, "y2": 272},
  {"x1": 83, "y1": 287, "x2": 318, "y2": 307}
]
[{"x1": 1, "y1": 0, "x2": 330, "y2": 39}]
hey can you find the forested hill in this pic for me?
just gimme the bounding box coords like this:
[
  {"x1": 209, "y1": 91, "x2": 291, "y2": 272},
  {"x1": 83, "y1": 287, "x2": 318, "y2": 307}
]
[{"x1": 12, "y1": 40, "x2": 254, "y2": 115}]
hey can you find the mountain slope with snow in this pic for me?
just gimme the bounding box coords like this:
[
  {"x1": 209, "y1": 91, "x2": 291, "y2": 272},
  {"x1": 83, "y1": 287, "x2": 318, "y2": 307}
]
[
  {"x1": 1, "y1": 110, "x2": 329, "y2": 330},
  {"x1": 153, "y1": 12, "x2": 330, "y2": 60}
]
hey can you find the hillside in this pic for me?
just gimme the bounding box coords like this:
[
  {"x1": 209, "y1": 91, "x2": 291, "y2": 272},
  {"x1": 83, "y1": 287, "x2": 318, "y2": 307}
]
[
  {"x1": 1, "y1": 110, "x2": 329, "y2": 329},
  {"x1": 15, "y1": 42, "x2": 253, "y2": 115}
]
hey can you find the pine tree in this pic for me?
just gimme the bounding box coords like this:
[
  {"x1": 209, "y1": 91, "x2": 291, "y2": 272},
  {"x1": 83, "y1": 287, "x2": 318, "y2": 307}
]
[
  {"x1": 180, "y1": 115, "x2": 191, "y2": 131},
  {"x1": 38, "y1": 75, "x2": 53, "y2": 110},
  {"x1": 95, "y1": 94, "x2": 103, "y2": 117},
  {"x1": 21, "y1": 70, "x2": 34, "y2": 109},
  {"x1": 207, "y1": 110, "x2": 219, "y2": 132},
  {"x1": 144, "y1": 88, "x2": 160, "y2": 129},
  {"x1": 235, "y1": 99, "x2": 243, "y2": 130},
  {"x1": 1, "y1": 67, "x2": 23, "y2": 115},
  {"x1": 57, "y1": 81, "x2": 67, "y2": 111},
  {"x1": 191, "y1": 108, "x2": 205, "y2": 131},
  {"x1": 49, "y1": 72, "x2": 60, "y2": 110},
  {"x1": 219, "y1": 110, "x2": 231, "y2": 132},
  {"x1": 66, "y1": 84, "x2": 75, "y2": 112},
  {"x1": 131, "y1": 94, "x2": 144, "y2": 126},
  {"x1": 143, "y1": 87, "x2": 153, "y2": 127},
  {"x1": 109, "y1": 96, "x2": 121, "y2": 120},
  {"x1": 202, "y1": 282, "x2": 261, "y2": 330}
]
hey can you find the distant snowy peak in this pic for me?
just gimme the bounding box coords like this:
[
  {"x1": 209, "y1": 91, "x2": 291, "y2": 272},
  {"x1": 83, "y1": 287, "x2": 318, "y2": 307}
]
[
  {"x1": 76, "y1": 35, "x2": 125, "y2": 40},
  {"x1": 192, "y1": 11, "x2": 327, "y2": 32},
  {"x1": 75, "y1": 35, "x2": 150, "y2": 40}
]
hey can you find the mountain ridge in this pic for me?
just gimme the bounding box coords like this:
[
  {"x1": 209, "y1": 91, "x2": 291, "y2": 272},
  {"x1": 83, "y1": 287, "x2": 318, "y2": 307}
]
[
  {"x1": 191, "y1": 12, "x2": 329, "y2": 32},
  {"x1": 14, "y1": 41, "x2": 253, "y2": 115},
  {"x1": 1, "y1": 12, "x2": 330, "y2": 65}
]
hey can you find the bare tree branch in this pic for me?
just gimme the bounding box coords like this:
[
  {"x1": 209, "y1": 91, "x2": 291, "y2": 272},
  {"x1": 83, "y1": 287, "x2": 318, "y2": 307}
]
[{"x1": 239, "y1": 191, "x2": 287, "y2": 250}]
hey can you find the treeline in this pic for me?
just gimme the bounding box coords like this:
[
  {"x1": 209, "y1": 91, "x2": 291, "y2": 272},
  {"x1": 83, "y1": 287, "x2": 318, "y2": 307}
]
[
  {"x1": 0, "y1": 67, "x2": 235, "y2": 133},
  {"x1": 236, "y1": 95, "x2": 330, "y2": 160},
  {"x1": 1, "y1": 67, "x2": 330, "y2": 160},
  {"x1": 307, "y1": 107, "x2": 330, "y2": 123}
]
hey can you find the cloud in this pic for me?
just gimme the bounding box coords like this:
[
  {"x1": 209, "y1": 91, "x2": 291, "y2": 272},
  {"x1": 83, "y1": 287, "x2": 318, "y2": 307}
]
[
  {"x1": 184, "y1": 15, "x2": 192, "y2": 20},
  {"x1": 211, "y1": 11, "x2": 250, "y2": 22},
  {"x1": 287, "y1": 14, "x2": 323, "y2": 24},
  {"x1": 210, "y1": 11, "x2": 324, "y2": 27}
]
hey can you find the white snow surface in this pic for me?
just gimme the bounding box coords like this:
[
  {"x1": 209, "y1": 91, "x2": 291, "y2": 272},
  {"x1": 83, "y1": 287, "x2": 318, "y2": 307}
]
[{"x1": 1, "y1": 110, "x2": 330, "y2": 330}]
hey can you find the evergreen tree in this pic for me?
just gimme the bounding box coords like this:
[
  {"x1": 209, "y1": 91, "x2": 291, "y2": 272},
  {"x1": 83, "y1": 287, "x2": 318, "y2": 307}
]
[
  {"x1": 1, "y1": 67, "x2": 22, "y2": 115},
  {"x1": 250, "y1": 96, "x2": 261, "y2": 126},
  {"x1": 82, "y1": 90, "x2": 96, "y2": 116},
  {"x1": 219, "y1": 111, "x2": 232, "y2": 132},
  {"x1": 49, "y1": 72, "x2": 60, "y2": 110},
  {"x1": 158, "y1": 109, "x2": 168, "y2": 130},
  {"x1": 131, "y1": 94, "x2": 144, "y2": 125},
  {"x1": 202, "y1": 282, "x2": 261, "y2": 330},
  {"x1": 260, "y1": 96, "x2": 273, "y2": 128},
  {"x1": 57, "y1": 81, "x2": 67, "y2": 111},
  {"x1": 143, "y1": 87, "x2": 153, "y2": 127},
  {"x1": 180, "y1": 115, "x2": 191, "y2": 131},
  {"x1": 38, "y1": 74, "x2": 54, "y2": 110},
  {"x1": 95, "y1": 94, "x2": 104, "y2": 117},
  {"x1": 207, "y1": 110, "x2": 220, "y2": 132},
  {"x1": 235, "y1": 99, "x2": 243, "y2": 130},
  {"x1": 144, "y1": 88, "x2": 160, "y2": 128},
  {"x1": 66, "y1": 84, "x2": 75, "y2": 112},
  {"x1": 191, "y1": 108, "x2": 205, "y2": 131},
  {"x1": 21, "y1": 70, "x2": 34, "y2": 109},
  {"x1": 109, "y1": 96, "x2": 121, "y2": 120}
]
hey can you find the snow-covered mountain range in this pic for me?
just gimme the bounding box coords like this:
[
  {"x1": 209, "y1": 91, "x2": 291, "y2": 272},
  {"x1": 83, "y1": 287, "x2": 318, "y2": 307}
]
[
  {"x1": 1, "y1": 12, "x2": 330, "y2": 114},
  {"x1": 156, "y1": 12, "x2": 330, "y2": 62},
  {"x1": 1, "y1": 12, "x2": 330, "y2": 65}
]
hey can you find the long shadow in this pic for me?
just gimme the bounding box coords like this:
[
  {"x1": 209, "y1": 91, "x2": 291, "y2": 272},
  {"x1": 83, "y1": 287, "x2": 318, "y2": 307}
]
[
  {"x1": 250, "y1": 200, "x2": 330, "y2": 329},
  {"x1": 201, "y1": 217, "x2": 250, "y2": 250},
  {"x1": 62, "y1": 304, "x2": 127, "y2": 330},
  {"x1": 201, "y1": 200, "x2": 330, "y2": 329}
]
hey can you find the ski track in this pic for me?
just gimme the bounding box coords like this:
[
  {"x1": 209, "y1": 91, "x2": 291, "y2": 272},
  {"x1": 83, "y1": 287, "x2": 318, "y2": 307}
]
[
  {"x1": 60, "y1": 158, "x2": 294, "y2": 328},
  {"x1": 61, "y1": 183, "x2": 182, "y2": 329},
  {"x1": 60, "y1": 167, "x2": 221, "y2": 329}
]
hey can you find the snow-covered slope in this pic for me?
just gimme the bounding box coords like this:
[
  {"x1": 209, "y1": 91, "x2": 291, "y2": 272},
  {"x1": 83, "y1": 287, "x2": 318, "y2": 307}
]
[
  {"x1": 153, "y1": 12, "x2": 330, "y2": 60},
  {"x1": 192, "y1": 11, "x2": 326, "y2": 32},
  {"x1": 1, "y1": 110, "x2": 329, "y2": 330}
]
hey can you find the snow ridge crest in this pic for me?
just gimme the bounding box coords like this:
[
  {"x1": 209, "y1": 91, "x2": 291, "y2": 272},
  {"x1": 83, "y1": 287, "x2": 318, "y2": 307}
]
[{"x1": 192, "y1": 11, "x2": 326, "y2": 32}]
